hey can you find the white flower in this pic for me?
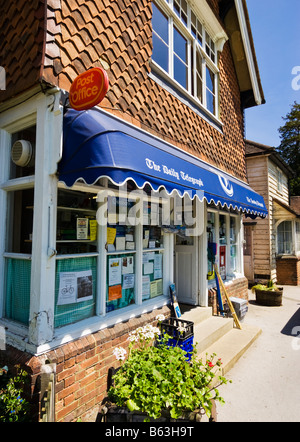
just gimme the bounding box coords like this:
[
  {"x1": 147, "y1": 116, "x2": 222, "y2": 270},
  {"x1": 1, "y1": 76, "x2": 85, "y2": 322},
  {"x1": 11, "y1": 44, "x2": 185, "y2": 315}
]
[
  {"x1": 113, "y1": 347, "x2": 127, "y2": 361},
  {"x1": 156, "y1": 314, "x2": 165, "y2": 322},
  {"x1": 128, "y1": 333, "x2": 139, "y2": 342},
  {"x1": 177, "y1": 325, "x2": 187, "y2": 334}
]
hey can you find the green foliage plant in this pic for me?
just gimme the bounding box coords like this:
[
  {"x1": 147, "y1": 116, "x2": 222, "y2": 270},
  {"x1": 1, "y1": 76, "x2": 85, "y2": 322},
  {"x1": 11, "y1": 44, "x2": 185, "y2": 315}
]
[
  {"x1": 108, "y1": 316, "x2": 231, "y2": 421},
  {"x1": 251, "y1": 280, "x2": 280, "y2": 293},
  {"x1": 0, "y1": 365, "x2": 30, "y2": 422}
]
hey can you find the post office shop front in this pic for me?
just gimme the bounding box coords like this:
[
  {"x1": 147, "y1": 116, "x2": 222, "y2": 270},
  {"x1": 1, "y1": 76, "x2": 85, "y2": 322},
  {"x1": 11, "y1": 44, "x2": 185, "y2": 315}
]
[{"x1": 0, "y1": 104, "x2": 267, "y2": 357}]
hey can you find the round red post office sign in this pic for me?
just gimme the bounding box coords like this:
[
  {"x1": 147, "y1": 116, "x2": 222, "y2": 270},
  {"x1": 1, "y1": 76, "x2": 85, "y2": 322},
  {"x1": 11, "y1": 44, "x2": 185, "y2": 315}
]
[{"x1": 69, "y1": 67, "x2": 109, "y2": 110}]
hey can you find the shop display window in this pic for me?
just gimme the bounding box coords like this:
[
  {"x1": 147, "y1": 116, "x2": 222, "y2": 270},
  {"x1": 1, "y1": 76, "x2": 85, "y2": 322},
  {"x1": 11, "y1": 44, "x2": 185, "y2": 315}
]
[
  {"x1": 142, "y1": 250, "x2": 163, "y2": 300},
  {"x1": 142, "y1": 214, "x2": 164, "y2": 302},
  {"x1": 5, "y1": 258, "x2": 31, "y2": 325},
  {"x1": 53, "y1": 186, "x2": 169, "y2": 325},
  {"x1": 106, "y1": 253, "x2": 135, "y2": 312},
  {"x1": 56, "y1": 189, "x2": 97, "y2": 255},
  {"x1": 105, "y1": 195, "x2": 137, "y2": 312}
]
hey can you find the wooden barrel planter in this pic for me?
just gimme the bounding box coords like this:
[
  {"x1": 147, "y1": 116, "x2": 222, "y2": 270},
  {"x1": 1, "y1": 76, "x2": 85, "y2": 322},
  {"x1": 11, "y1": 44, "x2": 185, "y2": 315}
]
[{"x1": 255, "y1": 288, "x2": 283, "y2": 306}]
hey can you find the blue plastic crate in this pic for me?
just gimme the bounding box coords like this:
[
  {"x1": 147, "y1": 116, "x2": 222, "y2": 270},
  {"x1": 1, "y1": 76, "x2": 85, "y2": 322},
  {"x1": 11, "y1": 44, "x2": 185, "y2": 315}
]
[{"x1": 166, "y1": 335, "x2": 194, "y2": 361}]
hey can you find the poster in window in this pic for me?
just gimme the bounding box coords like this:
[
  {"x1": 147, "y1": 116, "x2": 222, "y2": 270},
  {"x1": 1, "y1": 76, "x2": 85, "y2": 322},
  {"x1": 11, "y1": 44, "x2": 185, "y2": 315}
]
[
  {"x1": 122, "y1": 256, "x2": 134, "y2": 274},
  {"x1": 108, "y1": 284, "x2": 122, "y2": 301},
  {"x1": 123, "y1": 274, "x2": 135, "y2": 289},
  {"x1": 57, "y1": 270, "x2": 93, "y2": 305},
  {"x1": 77, "y1": 218, "x2": 88, "y2": 239},
  {"x1": 142, "y1": 275, "x2": 151, "y2": 299},
  {"x1": 154, "y1": 254, "x2": 162, "y2": 279},
  {"x1": 109, "y1": 258, "x2": 122, "y2": 286},
  {"x1": 220, "y1": 245, "x2": 226, "y2": 279},
  {"x1": 89, "y1": 220, "x2": 97, "y2": 241}
]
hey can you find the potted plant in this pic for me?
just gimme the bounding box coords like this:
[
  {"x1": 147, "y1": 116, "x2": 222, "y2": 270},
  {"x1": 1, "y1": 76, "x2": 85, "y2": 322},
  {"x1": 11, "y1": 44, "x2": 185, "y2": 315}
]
[
  {"x1": 251, "y1": 280, "x2": 283, "y2": 306},
  {"x1": 100, "y1": 315, "x2": 231, "y2": 422}
]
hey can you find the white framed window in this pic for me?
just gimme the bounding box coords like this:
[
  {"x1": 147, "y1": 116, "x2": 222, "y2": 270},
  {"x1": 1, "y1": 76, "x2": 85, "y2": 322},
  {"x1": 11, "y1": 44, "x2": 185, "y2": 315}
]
[
  {"x1": 277, "y1": 168, "x2": 283, "y2": 193},
  {"x1": 152, "y1": 0, "x2": 219, "y2": 118},
  {"x1": 277, "y1": 221, "x2": 293, "y2": 255},
  {"x1": 277, "y1": 220, "x2": 300, "y2": 256},
  {"x1": 54, "y1": 182, "x2": 172, "y2": 328}
]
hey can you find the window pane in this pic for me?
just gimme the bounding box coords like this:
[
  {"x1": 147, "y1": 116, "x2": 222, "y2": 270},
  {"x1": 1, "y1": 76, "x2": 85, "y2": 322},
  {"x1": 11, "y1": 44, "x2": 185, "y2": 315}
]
[
  {"x1": 219, "y1": 214, "x2": 226, "y2": 244},
  {"x1": 173, "y1": 27, "x2": 187, "y2": 88},
  {"x1": 107, "y1": 254, "x2": 136, "y2": 311},
  {"x1": 10, "y1": 126, "x2": 36, "y2": 179},
  {"x1": 206, "y1": 90, "x2": 215, "y2": 114},
  {"x1": 230, "y1": 217, "x2": 237, "y2": 272},
  {"x1": 196, "y1": 50, "x2": 202, "y2": 101},
  {"x1": 206, "y1": 66, "x2": 214, "y2": 92},
  {"x1": 54, "y1": 257, "x2": 96, "y2": 327},
  {"x1": 206, "y1": 66, "x2": 215, "y2": 114},
  {"x1": 7, "y1": 189, "x2": 34, "y2": 254},
  {"x1": 174, "y1": 56, "x2": 187, "y2": 88},
  {"x1": 152, "y1": 33, "x2": 169, "y2": 72},
  {"x1": 277, "y1": 221, "x2": 293, "y2": 254},
  {"x1": 5, "y1": 257, "x2": 31, "y2": 325},
  {"x1": 174, "y1": 0, "x2": 187, "y2": 25},
  {"x1": 152, "y1": 3, "x2": 168, "y2": 42},
  {"x1": 174, "y1": 27, "x2": 187, "y2": 62},
  {"x1": 191, "y1": 11, "x2": 202, "y2": 46},
  {"x1": 152, "y1": 4, "x2": 169, "y2": 72}
]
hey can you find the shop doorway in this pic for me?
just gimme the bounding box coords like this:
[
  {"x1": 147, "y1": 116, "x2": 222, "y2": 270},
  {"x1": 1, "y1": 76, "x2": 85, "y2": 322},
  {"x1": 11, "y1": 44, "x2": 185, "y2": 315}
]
[{"x1": 174, "y1": 235, "x2": 198, "y2": 305}]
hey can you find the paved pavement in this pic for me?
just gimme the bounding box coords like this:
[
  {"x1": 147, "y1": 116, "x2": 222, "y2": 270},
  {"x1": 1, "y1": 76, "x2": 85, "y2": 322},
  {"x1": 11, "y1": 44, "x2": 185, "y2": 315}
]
[{"x1": 216, "y1": 285, "x2": 300, "y2": 422}]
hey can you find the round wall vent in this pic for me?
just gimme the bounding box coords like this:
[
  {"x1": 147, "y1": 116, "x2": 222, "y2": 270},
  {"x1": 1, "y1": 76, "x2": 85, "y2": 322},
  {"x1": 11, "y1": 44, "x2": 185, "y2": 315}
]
[{"x1": 11, "y1": 140, "x2": 33, "y2": 167}]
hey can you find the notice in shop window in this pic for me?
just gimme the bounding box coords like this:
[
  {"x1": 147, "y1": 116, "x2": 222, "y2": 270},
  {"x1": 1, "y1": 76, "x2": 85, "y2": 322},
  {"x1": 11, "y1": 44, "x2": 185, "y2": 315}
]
[
  {"x1": 77, "y1": 218, "x2": 88, "y2": 239},
  {"x1": 108, "y1": 284, "x2": 122, "y2": 301},
  {"x1": 154, "y1": 254, "x2": 162, "y2": 279},
  {"x1": 108, "y1": 258, "x2": 122, "y2": 286},
  {"x1": 142, "y1": 275, "x2": 150, "y2": 299},
  {"x1": 122, "y1": 256, "x2": 134, "y2": 274},
  {"x1": 107, "y1": 227, "x2": 117, "y2": 245},
  {"x1": 123, "y1": 274, "x2": 135, "y2": 289},
  {"x1": 143, "y1": 261, "x2": 154, "y2": 275},
  {"x1": 57, "y1": 270, "x2": 93, "y2": 305},
  {"x1": 89, "y1": 220, "x2": 97, "y2": 241}
]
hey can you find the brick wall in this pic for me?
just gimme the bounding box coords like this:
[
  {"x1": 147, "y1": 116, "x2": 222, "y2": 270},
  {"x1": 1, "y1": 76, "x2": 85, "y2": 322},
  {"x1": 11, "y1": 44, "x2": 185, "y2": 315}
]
[
  {"x1": 0, "y1": 305, "x2": 171, "y2": 422},
  {"x1": 208, "y1": 277, "x2": 249, "y2": 315},
  {"x1": 276, "y1": 257, "x2": 300, "y2": 286}
]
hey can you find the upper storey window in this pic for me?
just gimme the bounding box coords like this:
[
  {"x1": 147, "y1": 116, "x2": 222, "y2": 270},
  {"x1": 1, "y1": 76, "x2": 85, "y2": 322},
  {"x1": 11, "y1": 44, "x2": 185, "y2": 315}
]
[{"x1": 152, "y1": 0, "x2": 219, "y2": 118}]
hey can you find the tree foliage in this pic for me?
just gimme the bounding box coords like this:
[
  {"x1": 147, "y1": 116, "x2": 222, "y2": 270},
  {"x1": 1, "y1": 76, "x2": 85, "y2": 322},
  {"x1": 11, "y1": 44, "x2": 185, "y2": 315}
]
[{"x1": 277, "y1": 101, "x2": 300, "y2": 195}]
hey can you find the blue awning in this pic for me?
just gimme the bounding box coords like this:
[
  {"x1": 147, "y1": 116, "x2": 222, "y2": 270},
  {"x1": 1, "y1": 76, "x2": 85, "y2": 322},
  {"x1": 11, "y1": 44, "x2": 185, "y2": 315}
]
[{"x1": 59, "y1": 108, "x2": 267, "y2": 218}]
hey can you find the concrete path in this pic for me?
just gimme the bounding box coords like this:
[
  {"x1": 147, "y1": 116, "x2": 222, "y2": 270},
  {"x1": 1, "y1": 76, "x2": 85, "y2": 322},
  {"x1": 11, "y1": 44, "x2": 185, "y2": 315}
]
[{"x1": 216, "y1": 285, "x2": 300, "y2": 422}]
